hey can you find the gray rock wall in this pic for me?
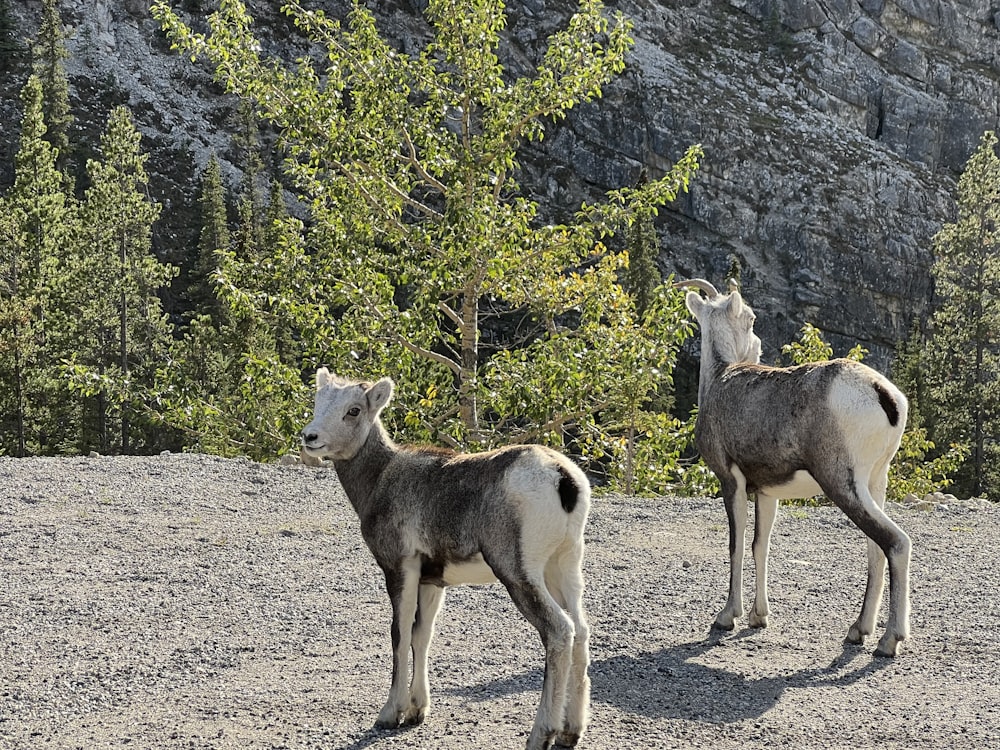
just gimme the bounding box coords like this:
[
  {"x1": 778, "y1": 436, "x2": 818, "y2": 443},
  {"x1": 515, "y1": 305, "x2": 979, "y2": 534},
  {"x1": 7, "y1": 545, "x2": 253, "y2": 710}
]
[{"x1": 4, "y1": 0, "x2": 999, "y2": 370}]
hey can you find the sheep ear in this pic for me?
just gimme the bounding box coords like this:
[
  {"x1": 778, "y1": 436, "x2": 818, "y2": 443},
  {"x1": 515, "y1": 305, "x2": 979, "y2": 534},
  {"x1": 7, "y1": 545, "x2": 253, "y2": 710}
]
[
  {"x1": 366, "y1": 377, "x2": 395, "y2": 414},
  {"x1": 685, "y1": 291, "x2": 707, "y2": 319},
  {"x1": 726, "y1": 291, "x2": 744, "y2": 319},
  {"x1": 315, "y1": 367, "x2": 333, "y2": 390}
]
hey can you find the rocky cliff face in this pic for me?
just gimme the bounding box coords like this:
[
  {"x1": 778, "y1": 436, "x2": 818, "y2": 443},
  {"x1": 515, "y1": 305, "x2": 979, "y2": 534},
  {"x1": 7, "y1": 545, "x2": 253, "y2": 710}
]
[{"x1": 3, "y1": 0, "x2": 999, "y2": 370}]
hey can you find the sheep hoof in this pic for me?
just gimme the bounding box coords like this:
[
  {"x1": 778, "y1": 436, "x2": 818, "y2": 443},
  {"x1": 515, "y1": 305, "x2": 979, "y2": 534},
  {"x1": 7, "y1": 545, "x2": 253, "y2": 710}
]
[
  {"x1": 844, "y1": 624, "x2": 865, "y2": 645},
  {"x1": 874, "y1": 634, "x2": 902, "y2": 658},
  {"x1": 403, "y1": 706, "x2": 427, "y2": 726},
  {"x1": 554, "y1": 730, "x2": 581, "y2": 747},
  {"x1": 525, "y1": 727, "x2": 557, "y2": 750},
  {"x1": 712, "y1": 618, "x2": 736, "y2": 632},
  {"x1": 375, "y1": 705, "x2": 406, "y2": 729}
]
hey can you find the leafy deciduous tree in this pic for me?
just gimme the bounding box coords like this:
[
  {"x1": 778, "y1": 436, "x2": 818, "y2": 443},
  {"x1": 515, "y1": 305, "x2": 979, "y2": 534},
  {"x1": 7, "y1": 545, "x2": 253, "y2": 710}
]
[
  {"x1": 152, "y1": 0, "x2": 702, "y2": 475},
  {"x1": 780, "y1": 322, "x2": 866, "y2": 365}
]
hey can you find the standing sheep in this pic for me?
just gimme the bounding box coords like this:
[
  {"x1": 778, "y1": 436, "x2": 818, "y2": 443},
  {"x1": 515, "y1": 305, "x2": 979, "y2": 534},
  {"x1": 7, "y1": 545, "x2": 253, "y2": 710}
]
[
  {"x1": 301, "y1": 368, "x2": 591, "y2": 749},
  {"x1": 679, "y1": 278, "x2": 911, "y2": 657}
]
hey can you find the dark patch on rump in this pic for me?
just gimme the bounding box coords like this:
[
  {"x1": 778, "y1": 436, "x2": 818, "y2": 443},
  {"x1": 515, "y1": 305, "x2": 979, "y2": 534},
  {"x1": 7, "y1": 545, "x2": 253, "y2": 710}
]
[
  {"x1": 873, "y1": 381, "x2": 900, "y2": 427},
  {"x1": 557, "y1": 465, "x2": 579, "y2": 514}
]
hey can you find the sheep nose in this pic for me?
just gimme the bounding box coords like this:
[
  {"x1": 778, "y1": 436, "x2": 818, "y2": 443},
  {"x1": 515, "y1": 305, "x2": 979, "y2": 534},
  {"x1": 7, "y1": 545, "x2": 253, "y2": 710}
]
[{"x1": 302, "y1": 431, "x2": 318, "y2": 445}]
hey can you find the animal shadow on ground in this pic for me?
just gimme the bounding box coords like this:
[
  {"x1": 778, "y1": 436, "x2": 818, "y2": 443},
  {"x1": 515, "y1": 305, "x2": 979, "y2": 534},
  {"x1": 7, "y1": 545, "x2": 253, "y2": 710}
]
[
  {"x1": 337, "y1": 725, "x2": 422, "y2": 750},
  {"x1": 445, "y1": 627, "x2": 892, "y2": 724}
]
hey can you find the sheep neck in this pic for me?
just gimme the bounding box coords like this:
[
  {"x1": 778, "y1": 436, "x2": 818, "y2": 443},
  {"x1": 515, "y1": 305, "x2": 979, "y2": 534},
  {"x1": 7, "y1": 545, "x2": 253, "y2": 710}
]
[
  {"x1": 698, "y1": 340, "x2": 731, "y2": 406},
  {"x1": 333, "y1": 420, "x2": 397, "y2": 517}
]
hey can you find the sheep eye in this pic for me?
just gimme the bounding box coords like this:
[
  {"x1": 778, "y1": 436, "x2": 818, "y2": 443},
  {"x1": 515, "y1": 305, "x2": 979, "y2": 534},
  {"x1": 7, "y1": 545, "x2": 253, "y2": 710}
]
[{"x1": 346, "y1": 406, "x2": 361, "y2": 418}]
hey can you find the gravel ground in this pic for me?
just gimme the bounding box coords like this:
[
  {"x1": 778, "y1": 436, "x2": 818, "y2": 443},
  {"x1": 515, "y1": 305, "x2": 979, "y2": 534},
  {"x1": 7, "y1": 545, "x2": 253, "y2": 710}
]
[{"x1": 1, "y1": 453, "x2": 998, "y2": 750}]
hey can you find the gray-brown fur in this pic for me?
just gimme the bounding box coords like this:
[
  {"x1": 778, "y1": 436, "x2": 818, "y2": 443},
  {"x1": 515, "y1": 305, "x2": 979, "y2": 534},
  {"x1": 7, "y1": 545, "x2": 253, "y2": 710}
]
[
  {"x1": 699, "y1": 360, "x2": 872, "y2": 494},
  {"x1": 679, "y1": 278, "x2": 912, "y2": 658},
  {"x1": 301, "y1": 369, "x2": 591, "y2": 750}
]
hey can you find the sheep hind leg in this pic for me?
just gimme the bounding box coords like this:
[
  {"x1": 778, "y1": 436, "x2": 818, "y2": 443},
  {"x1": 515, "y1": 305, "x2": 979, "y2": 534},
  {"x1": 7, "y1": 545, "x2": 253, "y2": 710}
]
[
  {"x1": 846, "y1": 536, "x2": 886, "y2": 646},
  {"x1": 502, "y1": 574, "x2": 575, "y2": 750},
  {"x1": 545, "y1": 545, "x2": 590, "y2": 748},
  {"x1": 405, "y1": 583, "x2": 445, "y2": 726},
  {"x1": 715, "y1": 468, "x2": 749, "y2": 631},
  {"x1": 868, "y1": 463, "x2": 911, "y2": 657},
  {"x1": 829, "y1": 470, "x2": 911, "y2": 657},
  {"x1": 749, "y1": 493, "x2": 778, "y2": 629},
  {"x1": 874, "y1": 525, "x2": 911, "y2": 658}
]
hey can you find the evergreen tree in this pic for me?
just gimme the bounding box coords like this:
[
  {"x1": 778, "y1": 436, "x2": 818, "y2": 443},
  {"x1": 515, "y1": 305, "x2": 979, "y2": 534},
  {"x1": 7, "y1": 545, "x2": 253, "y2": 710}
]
[
  {"x1": 923, "y1": 130, "x2": 1000, "y2": 498},
  {"x1": 257, "y1": 179, "x2": 297, "y2": 366},
  {"x1": 58, "y1": 107, "x2": 176, "y2": 454},
  {"x1": 190, "y1": 154, "x2": 230, "y2": 315},
  {"x1": 0, "y1": 202, "x2": 29, "y2": 456},
  {"x1": 153, "y1": 0, "x2": 702, "y2": 475},
  {"x1": 892, "y1": 318, "x2": 929, "y2": 429},
  {"x1": 232, "y1": 97, "x2": 265, "y2": 233},
  {"x1": 615, "y1": 200, "x2": 675, "y2": 493},
  {"x1": 31, "y1": 0, "x2": 73, "y2": 172},
  {"x1": 0, "y1": 75, "x2": 74, "y2": 456},
  {"x1": 622, "y1": 206, "x2": 661, "y2": 319},
  {"x1": 153, "y1": 165, "x2": 298, "y2": 460}
]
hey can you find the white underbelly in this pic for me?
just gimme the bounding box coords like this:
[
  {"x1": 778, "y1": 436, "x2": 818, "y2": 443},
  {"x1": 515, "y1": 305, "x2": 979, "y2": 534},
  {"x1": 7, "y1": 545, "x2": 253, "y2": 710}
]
[
  {"x1": 442, "y1": 554, "x2": 498, "y2": 586},
  {"x1": 762, "y1": 470, "x2": 823, "y2": 501}
]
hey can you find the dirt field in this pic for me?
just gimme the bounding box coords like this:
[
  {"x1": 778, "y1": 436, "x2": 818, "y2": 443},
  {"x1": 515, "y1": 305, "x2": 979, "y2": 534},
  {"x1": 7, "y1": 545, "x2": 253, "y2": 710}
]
[{"x1": 1, "y1": 454, "x2": 997, "y2": 749}]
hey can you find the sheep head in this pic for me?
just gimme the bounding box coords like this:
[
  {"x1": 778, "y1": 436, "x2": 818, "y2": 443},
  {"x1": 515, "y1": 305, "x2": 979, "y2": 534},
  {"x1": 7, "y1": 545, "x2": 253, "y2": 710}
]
[
  {"x1": 301, "y1": 368, "x2": 394, "y2": 461},
  {"x1": 678, "y1": 278, "x2": 762, "y2": 366}
]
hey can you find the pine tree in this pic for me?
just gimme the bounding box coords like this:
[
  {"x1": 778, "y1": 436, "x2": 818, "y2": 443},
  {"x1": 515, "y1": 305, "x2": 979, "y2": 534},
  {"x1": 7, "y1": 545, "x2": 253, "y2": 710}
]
[
  {"x1": 623, "y1": 207, "x2": 661, "y2": 319},
  {"x1": 923, "y1": 130, "x2": 1000, "y2": 498},
  {"x1": 58, "y1": 107, "x2": 176, "y2": 453},
  {"x1": 892, "y1": 318, "x2": 929, "y2": 429},
  {"x1": 0, "y1": 75, "x2": 74, "y2": 456},
  {"x1": 232, "y1": 98, "x2": 265, "y2": 232},
  {"x1": 0, "y1": 202, "x2": 28, "y2": 455},
  {"x1": 191, "y1": 154, "x2": 230, "y2": 315},
  {"x1": 31, "y1": 0, "x2": 73, "y2": 172}
]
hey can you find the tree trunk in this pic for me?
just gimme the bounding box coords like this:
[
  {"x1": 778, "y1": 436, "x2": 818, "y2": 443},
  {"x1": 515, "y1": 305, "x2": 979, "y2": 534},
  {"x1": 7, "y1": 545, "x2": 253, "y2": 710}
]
[
  {"x1": 10, "y1": 254, "x2": 26, "y2": 457},
  {"x1": 624, "y1": 419, "x2": 636, "y2": 496},
  {"x1": 13, "y1": 333, "x2": 25, "y2": 458},
  {"x1": 973, "y1": 334, "x2": 984, "y2": 497},
  {"x1": 119, "y1": 226, "x2": 129, "y2": 454},
  {"x1": 458, "y1": 283, "x2": 479, "y2": 444}
]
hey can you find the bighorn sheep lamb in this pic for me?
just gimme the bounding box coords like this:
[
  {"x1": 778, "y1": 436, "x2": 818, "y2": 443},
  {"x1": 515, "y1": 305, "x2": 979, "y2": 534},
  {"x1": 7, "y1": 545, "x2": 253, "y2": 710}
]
[
  {"x1": 679, "y1": 279, "x2": 911, "y2": 657},
  {"x1": 300, "y1": 368, "x2": 591, "y2": 749}
]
